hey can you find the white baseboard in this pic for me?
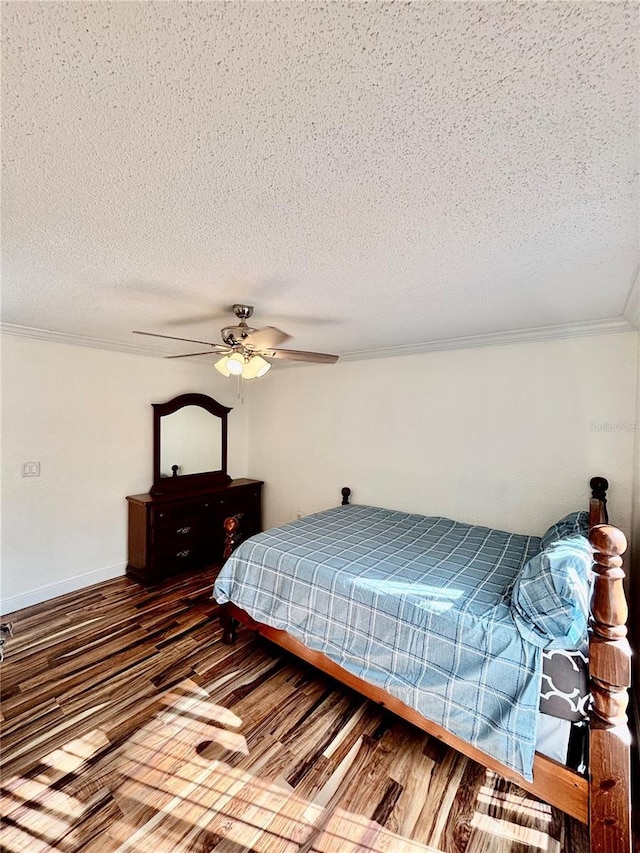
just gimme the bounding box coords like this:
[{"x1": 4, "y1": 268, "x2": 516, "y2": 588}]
[{"x1": 1, "y1": 562, "x2": 127, "y2": 616}]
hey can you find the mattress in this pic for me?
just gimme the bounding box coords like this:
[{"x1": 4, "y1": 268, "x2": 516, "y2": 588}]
[{"x1": 214, "y1": 504, "x2": 554, "y2": 779}]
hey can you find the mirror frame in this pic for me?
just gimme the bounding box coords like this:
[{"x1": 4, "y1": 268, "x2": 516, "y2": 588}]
[{"x1": 151, "y1": 393, "x2": 232, "y2": 496}]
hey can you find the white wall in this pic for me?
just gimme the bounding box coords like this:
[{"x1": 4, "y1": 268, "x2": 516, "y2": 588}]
[
  {"x1": 1, "y1": 335, "x2": 249, "y2": 612},
  {"x1": 248, "y1": 333, "x2": 637, "y2": 541},
  {"x1": 3, "y1": 330, "x2": 637, "y2": 617}
]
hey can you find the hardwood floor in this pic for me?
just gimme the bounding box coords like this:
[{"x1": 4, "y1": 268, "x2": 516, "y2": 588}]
[{"x1": 0, "y1": 569, "x2": 588, "y2": 853}]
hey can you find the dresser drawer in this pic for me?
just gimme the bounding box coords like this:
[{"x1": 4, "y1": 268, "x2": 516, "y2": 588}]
[
  {"x1": 216, "y1": 486, "x2": 261, "y2": 515},
  {"x1": 215, "y1": 490, "x2": 262, "y2": 545},
  {"x1": 150, "y1": 497, "x2": 213, "y2": 527},
  {"x1": 153, "y1": 543, "x2": 203, "y2": 576},
  {"x1": 152, "y1": 516, "x2": 201, "y2": 548}
]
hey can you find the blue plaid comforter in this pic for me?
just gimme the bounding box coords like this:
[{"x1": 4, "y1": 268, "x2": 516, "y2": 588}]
[{"x1": 213, "y1": 504, "x2": 543, "y2": 780}]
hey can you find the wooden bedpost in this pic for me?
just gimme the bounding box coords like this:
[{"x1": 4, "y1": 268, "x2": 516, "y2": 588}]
[
  {"x1": 223, "y1": 515, "x2": 241, "y2": 560},
  {"x1": 220, "y1": 516, "x2": 241, "y2": 644},
  {"x1": 341, "y1": 487, "x2": 351, "y2": 506},
  {"x1": 590, "y1": 476, "x2": 609, "y2": 526},
  {"x1": 588, "y1": 522, "x2": 631, "y2": 853}
]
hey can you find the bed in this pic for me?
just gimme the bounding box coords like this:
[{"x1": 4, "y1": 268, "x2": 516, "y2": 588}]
[{"x1": 213, "y1": 478, "x2": 631, "y2": 853}]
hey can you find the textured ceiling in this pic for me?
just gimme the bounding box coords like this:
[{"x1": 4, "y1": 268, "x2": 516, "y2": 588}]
[{"x1": 2, "y1": 1, "x2": 639, "y2": 359}]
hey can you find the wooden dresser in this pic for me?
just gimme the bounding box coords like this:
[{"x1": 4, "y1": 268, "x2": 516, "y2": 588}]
[{"x1": 126, "y1": 478, "x2": 263, "y2": 586}]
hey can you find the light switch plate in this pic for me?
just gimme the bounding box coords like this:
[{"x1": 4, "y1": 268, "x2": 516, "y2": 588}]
[{"x1": 22, "y1": 462, "x2": 40, "y2": 477}]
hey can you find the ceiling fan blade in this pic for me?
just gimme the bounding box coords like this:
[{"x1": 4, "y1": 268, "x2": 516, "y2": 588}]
[
  {"x1": 163, "y1": 314, "x2": 220, "y2": 328},
  {"x1": 244, "y1": 326, "x2": 291, "y2": 350},
  {"x1": 165, "y1": 350, "x2": 229, "y2": 359},
  {"x1": 265, "y1": 348, "x2": 339, "y2": 364},
  {"x1": 132, "y1": 330, "x2": 227, "y2": 349}
]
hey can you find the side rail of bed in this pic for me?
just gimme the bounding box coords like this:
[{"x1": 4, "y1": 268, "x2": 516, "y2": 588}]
[{"x1": 588, "y1": 477, "x2": 631, "y2": 853}]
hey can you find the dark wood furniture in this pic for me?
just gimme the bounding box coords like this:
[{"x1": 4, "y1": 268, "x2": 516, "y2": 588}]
[
  {"x1": 151, "y1": 392, "x2": 231, "y2": 496},
  {"x1": 127, "y1": 478, "x2": 262, "y2": 586},
  {"x1": 220, "y1": 478, "x2": 632, "y2": 853},
  {"x1": 127, "y1": 392, "x2": 263, "y2": 585}
]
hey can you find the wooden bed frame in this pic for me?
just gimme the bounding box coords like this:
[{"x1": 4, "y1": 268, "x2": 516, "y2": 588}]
[{"x1": 219, "y1": 478, "x2": 631, "y2": 853}]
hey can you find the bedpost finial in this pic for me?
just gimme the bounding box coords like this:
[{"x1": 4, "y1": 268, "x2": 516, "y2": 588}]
[
  {"x1": 590, "y1": 476, "x2": 609, "y2": 501},
  {"x1": 588, "y1": 522, "x2": 629, "y2": 648},
  {"x1": 341, "y1": 487, "x2": 351, "y2": 506},
  {"x1": 589, "y1": 524, "x2": 627, "y2": 561},
  {"x1": 223, "y1": 515, "x2": 241, "y2": 560}
]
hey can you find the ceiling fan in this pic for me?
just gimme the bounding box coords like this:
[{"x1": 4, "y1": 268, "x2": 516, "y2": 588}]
[{"x1": 133, "y1": 304, "x2": 339, "y2": 379}]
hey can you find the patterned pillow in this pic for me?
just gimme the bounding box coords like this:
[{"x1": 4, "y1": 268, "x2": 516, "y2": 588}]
[
  {"x1": 511, "y1": 533, "x2": 592, "y2": 650},
  {"x1": 540, "y1": 511, "x2": 589, "y2": 550},
  {"x1": 540, "y1": 647, "x2": 589, "y2": 722}
]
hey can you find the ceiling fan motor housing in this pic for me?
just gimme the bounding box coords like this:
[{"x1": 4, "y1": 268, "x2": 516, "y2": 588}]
[
  {"x1": 221, "y1": 324, "x2": 257, "y2": 346},
  {"x1": 221, "y1": 304, "x2": 256, "y2": 346}
]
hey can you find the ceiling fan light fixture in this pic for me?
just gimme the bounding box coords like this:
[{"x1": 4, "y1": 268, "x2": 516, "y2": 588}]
[
  {"x1": 226, "y1": 352, "x2": 245, "y2": 376},
  {"x1": 214, "y1": 355, "x2": 232, "y2": 377},
  {"x1": 242, "y1": 355, "x2": 271, "y2": 379}
]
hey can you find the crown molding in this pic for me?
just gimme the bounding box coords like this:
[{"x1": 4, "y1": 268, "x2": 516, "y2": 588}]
[
  {"x1": 0, "y1": 323, "x2": 188, "y2": 359},
  {"x1": 0, "y1": 315, "x2": 635, "y2": 364},
  {"x1": 339, "y1": 316, "x2": 636, "y2": 362},
  {"x1": 622, "y1": 266, "x2": 640, "y2": 329}
]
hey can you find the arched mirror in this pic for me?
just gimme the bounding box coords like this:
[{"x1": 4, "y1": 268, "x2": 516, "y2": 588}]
[{"x1": 151, "y1": 393, "x2": 231, "y2": 495}]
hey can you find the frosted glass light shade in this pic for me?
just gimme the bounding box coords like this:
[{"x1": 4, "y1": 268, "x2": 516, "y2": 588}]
[
  {"x1": 242, "y1": 355, "x2": 271, "y2": 379},
  {"x1": 226, "y1": 353, "x2": 245, "y2": 375},
  {"x1": 214, "y1": 352, "x2": 271, "y2": 379},
  {"x1": 214, "y1": 355, "x2": 231, "y2": 377}
]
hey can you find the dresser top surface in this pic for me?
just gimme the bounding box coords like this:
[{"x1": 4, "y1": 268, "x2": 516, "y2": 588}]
[{"x1": 126, "y1": 478, "x2": 263, "y2": 506}]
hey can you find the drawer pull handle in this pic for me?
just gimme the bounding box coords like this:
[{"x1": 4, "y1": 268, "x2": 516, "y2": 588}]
[
  {"x1": 176, "y1": 526, "x2": 192, "y2": 535},
  {"x1": 176, "y1": 549, "x2": 191, "y2": 559}
]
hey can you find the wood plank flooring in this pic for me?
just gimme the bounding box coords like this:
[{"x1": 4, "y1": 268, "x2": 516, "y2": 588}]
[{"x1": 0, "y1": 569, "x2": 589, "y2": 853}]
